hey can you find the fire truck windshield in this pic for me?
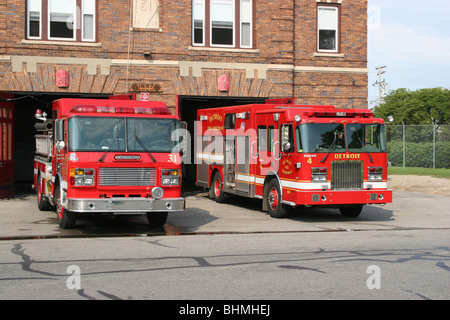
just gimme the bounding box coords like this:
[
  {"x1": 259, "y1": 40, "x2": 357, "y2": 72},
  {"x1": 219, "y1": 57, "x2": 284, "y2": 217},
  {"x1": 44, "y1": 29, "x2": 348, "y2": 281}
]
[
  {"x1": 68, "y1": 116, "x2": 180, "y2": 153},
  {"x1": 296, "y1": 123, "x2": 387, "y2": 153}
]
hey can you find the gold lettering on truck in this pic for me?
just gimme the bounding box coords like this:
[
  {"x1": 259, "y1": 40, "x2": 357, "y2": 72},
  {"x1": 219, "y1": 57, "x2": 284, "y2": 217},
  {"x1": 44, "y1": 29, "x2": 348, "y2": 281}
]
[{"x1": 334, "y1": 154, "x2": 361, "y2": 160}]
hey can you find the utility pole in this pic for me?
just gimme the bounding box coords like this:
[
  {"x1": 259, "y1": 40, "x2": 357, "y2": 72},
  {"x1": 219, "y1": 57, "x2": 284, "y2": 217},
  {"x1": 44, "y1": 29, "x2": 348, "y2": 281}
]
[{"x1": 373, "y1": 66, "x2": 387, "y2": 108}]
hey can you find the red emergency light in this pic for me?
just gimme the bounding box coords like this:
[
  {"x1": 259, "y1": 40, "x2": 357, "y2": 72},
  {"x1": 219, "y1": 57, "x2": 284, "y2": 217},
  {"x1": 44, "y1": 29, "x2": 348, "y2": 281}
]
[{"x1": 70, "y1": 105, "x2": 171, "y2": 115}]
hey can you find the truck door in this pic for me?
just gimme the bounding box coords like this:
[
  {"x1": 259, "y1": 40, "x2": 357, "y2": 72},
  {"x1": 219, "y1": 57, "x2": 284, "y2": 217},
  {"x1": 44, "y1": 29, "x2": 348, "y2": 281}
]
[
  {"x1": 0, "y1": 93, "x2": 14, "y2": 198},
  {"x1": 254, "y1": 113, "x2": 280, "y2": 189},
  {"x1": 234, "y1": 135, "x2": 250, "y2": 194}
]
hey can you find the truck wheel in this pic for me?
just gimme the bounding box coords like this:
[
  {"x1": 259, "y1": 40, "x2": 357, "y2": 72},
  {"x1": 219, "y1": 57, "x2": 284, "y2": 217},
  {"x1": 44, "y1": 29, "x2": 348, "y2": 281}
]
[
  {"x1": 147, "y1": 212, "x2": 168, "y2": 227},
  {"x1": 339, "y1": 205, "x2": 363, "y2": 217},
  {"x1": 211, "y1": 172, "x2": 227, "y2": 203},
  {"x1": 266, "y1": 179, "x2": 290, "y2": 218},
  {"x1": 54, "y1": 186, "x2": 77, "y2": 229},
  {"x1": 37, "y1": 174, "x2": 52, "y2": 211}
]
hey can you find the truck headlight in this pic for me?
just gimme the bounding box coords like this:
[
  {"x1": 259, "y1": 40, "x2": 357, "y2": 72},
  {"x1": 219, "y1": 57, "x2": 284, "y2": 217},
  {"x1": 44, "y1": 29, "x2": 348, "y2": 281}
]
[
  {"x1": 368, "y1": 167, "x2": 383, "y2": 182},
  {"x1": 152, "y1": 187, "x2": 164, "y2": 199},
  {"x1": 70, "y1": 168, "x2": 95, "y2": 186},
  {"x1": 161, "y1": 169, "x2": 180, "y2": 185},
  {"x1": 311, "y1": 167, "x2": 327, "y2": 183}
]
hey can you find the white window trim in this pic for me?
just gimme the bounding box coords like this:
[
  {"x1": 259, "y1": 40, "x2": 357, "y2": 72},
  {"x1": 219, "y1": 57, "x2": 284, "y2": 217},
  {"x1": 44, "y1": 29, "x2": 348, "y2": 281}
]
[
  {"x1": 82, "y1": 0, "x2": 96, "y2": 42},
  {"x1": 240, "y1": 0, "x2": 252, "y2": 48},
  {"x1": 317, "y1": 5, "x2": 339, "y2": 53},
  {"x1": 27, "y1": 0, "x2": 42, "y2": 40},
  {"x1": 192, "y1": 0, "x2": 205, "y2": 46},
  {"x1": 48, "y1": 0, "x2": 77, "y2": 42},
  {"x1": 210, "y1": 0, "x2": 235, "y2": 48}
]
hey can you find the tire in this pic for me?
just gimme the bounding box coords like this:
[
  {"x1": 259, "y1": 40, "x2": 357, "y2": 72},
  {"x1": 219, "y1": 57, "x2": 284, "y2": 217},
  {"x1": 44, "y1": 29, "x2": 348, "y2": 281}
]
[
  {"x1": 36, "y1": 174, "x2": 52, "y2": 211},
  {"x1": 54, "y1": 185, "x2": 77, "y2": 229},
  {"x1": 266, "y1": 179, "x2": 290, "y2": 218},
  {"x1": 147, "y1": 212, "x2": 168, "y2": 227},
  {"x1": 339, "y1": 205, "x2": 363, "y2": 217},
  {"x1": 211, "y1": 172, "x2": 227, "y2": 203}
]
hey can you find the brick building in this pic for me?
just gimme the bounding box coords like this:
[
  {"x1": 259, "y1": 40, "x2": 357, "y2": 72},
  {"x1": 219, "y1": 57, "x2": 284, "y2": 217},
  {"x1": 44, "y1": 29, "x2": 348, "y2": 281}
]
[{"x1": 0, "y1": 0, "x2": 368, "y2": 189}]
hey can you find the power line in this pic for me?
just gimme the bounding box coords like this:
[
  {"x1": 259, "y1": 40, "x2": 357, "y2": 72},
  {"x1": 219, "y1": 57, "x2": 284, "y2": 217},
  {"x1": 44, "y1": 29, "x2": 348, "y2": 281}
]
[{"x1": 372, "y1": 66, "x2": 387, "y2": 107}]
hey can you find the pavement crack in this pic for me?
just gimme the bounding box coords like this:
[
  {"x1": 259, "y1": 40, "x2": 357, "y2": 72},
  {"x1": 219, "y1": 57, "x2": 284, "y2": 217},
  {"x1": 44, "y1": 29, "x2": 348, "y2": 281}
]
[
  {"x1": 436, "y1": 261, "x2": 450, "y2": 271},
  {"x1": 11, "y1": 243, "x2": 58, "y2": 277}
]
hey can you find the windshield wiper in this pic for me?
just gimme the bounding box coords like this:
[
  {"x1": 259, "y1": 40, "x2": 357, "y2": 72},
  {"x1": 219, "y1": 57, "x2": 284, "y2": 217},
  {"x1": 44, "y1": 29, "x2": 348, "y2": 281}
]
[
  {"x1": 320, "y1": 133, "x2": 338, "y2": 163},
  {"x1": 98, "y1": 134, "x2": 120, "y2": 162},
  {"x1": 355, "y1": 130, "x2": 373, "y2": 163},
  {"x1": 135, "y1": 134, "x2": 157, "y2": 163}
]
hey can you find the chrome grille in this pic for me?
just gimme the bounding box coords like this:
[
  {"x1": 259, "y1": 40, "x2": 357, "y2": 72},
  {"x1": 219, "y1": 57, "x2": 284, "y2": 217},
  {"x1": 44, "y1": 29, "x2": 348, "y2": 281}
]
[
  {"x1": 331, "y1": 161, "x2": 363, "y2": 190},
  {"x1": 98, "y1": 168, "x2": 156, "y2": 186}
]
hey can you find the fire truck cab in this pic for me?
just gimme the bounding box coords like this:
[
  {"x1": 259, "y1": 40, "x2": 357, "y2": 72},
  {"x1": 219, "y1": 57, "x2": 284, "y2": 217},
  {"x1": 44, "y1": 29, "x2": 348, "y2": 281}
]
[
  {"x1": 33, "y1": 98, "x2": 185, "y2": 229},
  {"x1": 196, "y1": 99, "x2": 392, "y2": 218}
]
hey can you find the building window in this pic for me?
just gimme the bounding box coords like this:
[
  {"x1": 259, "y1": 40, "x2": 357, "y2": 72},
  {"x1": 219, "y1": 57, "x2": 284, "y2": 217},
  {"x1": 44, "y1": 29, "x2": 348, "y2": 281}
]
[
  {"x1": 240, "y1": 0, "x2": 252, "y2": 48},
  {"x1": 82, "y1": 0, "x2": 96, "y2": 41},
  {"x1": 27, "y1": 0, "x2": 42, "y2": 39},
  {"x1": 26, "y1": 0, "x2": 96, "y2": 42},
  {"x1": 192, "y1": 0, "x2": 253, "y2": 49},
  {"x1": 317, "y1": 5, "x2": 339, "y2": 52},
  {"x1": 211, "y1": 0, "x2": 234, "y2": 46},
  {"x1": 193, "y1": 0, "x2": 205, "y2": 45},
  {"x1": 49, "y1": 0, "x2": 76, "y2": 40}
]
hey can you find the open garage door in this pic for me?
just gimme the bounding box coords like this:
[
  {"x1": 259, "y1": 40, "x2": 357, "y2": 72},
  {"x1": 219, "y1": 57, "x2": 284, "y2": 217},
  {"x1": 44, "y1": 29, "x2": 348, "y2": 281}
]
[
  {"x1": 178, "y1": 96, "x2": 266, "y2": 186},
  {"x1": 0, "y1": 93, "x2": 14, "y2": 198}
]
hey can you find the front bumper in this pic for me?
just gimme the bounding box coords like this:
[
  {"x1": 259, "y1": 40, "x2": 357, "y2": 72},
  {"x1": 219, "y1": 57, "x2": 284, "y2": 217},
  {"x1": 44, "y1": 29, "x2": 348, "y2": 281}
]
[
  {"x1": 287, "y1": 189, "x2": 393, "y2": 207},
  {"x1": 66, "y1": 197, "x2": 185, "y2": 214}
]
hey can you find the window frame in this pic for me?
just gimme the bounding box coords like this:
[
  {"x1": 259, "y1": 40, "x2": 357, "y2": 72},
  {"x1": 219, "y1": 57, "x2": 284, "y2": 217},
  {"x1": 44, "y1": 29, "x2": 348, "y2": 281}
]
[
  {"x1": 26, "y1": 0, "x2": 97, "y2": 43},
  {"x1": 240, "y1": 0, "x2": 252, "y2": 48},
  {"x1": 317, "y1": 4, "x2": 340, "y2": 53},
  {"x1": 82, "y1": 0, "x2": 96, "y2": 42},
  {"x1": 48, "y1": 0, "x2": 77, "y2": 41},
  {"x1": 192, "y1": 0, "x2": 206, "y2": 46},
  {"x1": 210, "y1": 0, "x2": 235, "y2": 48},
  {"x1": 192, "y1": 0, "x2": 253, "y2": 49},
  {"x1": 27, "y1": 0, "x2": 42, "y2": 39}
]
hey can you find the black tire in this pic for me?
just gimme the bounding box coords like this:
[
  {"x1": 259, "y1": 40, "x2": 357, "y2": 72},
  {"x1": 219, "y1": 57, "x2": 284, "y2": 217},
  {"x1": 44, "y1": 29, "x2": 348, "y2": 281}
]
[
  {"x1": 147, "y1": 212, "x2": 168, "y2": 227},
  {"x1": 36, "y1": 174, "x2": 52, "y2": 211},
  {"x1": 339, "y1": 205, "x2": 363, "y2": 217},
  {"x1": 54, "y1": 185, "x2": 77, "y2": 229},
  {"x1": 266, "y1": 179, "x2": 290, "y2": 218},
  {"x1": 211, "y1": 172, "x2": 227, "y2": 203}
]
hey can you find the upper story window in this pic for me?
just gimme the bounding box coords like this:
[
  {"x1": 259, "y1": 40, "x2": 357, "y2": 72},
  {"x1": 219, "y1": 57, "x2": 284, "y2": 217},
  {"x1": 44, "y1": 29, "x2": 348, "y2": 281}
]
[
  {"x1": 26, "y1": 0, "x2": 96, "y2": 42},
  {"x1": 317, "y1": 5, "x2": 339, "y2": 53},
  {"x1": 192, "y1": 0, "x2": 253, "y2": 49}
]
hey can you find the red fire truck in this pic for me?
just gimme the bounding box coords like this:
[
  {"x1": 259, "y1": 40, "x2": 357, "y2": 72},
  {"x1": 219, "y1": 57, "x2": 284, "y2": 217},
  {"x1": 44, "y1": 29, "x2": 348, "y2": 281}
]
[
  {"x1": 196, "y1": 99, "x2": 392, "y2": 218},
  {"x1": 33, "y1": 98, "x2": 185, "y2": 229}
]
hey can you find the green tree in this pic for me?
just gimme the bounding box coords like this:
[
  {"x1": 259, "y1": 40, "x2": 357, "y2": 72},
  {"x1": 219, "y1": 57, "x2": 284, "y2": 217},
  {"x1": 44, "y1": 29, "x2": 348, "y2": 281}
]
[{"x1": 374, "y1": 87, "x2": 450, "y2": 125}]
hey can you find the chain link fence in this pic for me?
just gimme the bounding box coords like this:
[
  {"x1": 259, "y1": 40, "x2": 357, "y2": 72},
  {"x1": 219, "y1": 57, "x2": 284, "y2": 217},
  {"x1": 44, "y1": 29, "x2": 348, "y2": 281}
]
[{"x1": 386, "y1": 125, "x2": 450, "y2": 168}]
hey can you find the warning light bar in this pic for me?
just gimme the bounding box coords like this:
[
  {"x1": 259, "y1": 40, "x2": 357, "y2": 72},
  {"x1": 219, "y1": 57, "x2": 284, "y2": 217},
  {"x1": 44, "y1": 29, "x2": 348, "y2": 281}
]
[{"x1": 70, "y1": 105, "x2": 171, "y2": 115}]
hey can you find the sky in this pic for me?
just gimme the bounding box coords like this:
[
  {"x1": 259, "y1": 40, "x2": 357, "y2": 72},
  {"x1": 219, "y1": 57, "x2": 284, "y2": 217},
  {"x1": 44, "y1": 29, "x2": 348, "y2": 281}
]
[{"x1": 367, "y1": 0, "x2": 450, "y2": 108}]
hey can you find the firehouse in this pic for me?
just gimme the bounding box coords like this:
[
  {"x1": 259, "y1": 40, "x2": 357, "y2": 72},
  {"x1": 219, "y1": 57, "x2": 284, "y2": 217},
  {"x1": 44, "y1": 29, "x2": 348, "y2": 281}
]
[{"x1": 196, "y1": 99, "x2": 392, "y2": 218}]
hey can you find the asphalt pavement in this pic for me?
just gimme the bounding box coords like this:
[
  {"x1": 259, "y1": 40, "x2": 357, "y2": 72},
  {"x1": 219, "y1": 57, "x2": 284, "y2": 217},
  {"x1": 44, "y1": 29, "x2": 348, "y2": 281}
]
[{"x1": 1, "y1": 185, "x2": 449, "y2": 240}]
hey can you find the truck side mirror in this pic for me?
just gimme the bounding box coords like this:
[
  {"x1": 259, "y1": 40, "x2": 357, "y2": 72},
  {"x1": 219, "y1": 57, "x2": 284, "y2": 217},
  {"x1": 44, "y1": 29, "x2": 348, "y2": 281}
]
[
  {"x1": 180, "y1": 121, "x2": 188, "y2": 157},
  {"x1": 281, "y1": 124, "x2": 291, "y2": 152},
  {"x1": 55, "y1": 119, "x2": 65, "y2": 151},
  {"x1": 55, "y1": 119, "x2": 64, "y2": 141}
]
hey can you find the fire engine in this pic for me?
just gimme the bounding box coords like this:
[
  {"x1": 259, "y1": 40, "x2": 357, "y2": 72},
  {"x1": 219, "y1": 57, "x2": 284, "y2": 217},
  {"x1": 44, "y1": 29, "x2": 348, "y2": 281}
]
[
  {"x1": 196, "y1": 99, "x2": 392, "y2": 218},
  {"x1": 33, "y1": 98, "x2": 186, "y2": 229}
]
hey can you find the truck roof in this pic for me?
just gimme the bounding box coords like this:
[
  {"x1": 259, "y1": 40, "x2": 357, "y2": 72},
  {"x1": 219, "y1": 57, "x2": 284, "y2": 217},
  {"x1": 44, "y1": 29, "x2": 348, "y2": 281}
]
[
  {"x1": 197, "y1": 103, "x2": 375, "y2": 120},
  {"x1": 53, "y1": 98, "x2": 175, "y2": 118}
]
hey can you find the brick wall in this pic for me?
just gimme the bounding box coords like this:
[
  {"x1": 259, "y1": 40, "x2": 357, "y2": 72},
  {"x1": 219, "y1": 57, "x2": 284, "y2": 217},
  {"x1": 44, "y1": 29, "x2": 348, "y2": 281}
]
[{"x1": 0, "y1": 0, "x2": 368, "y2": 109}]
